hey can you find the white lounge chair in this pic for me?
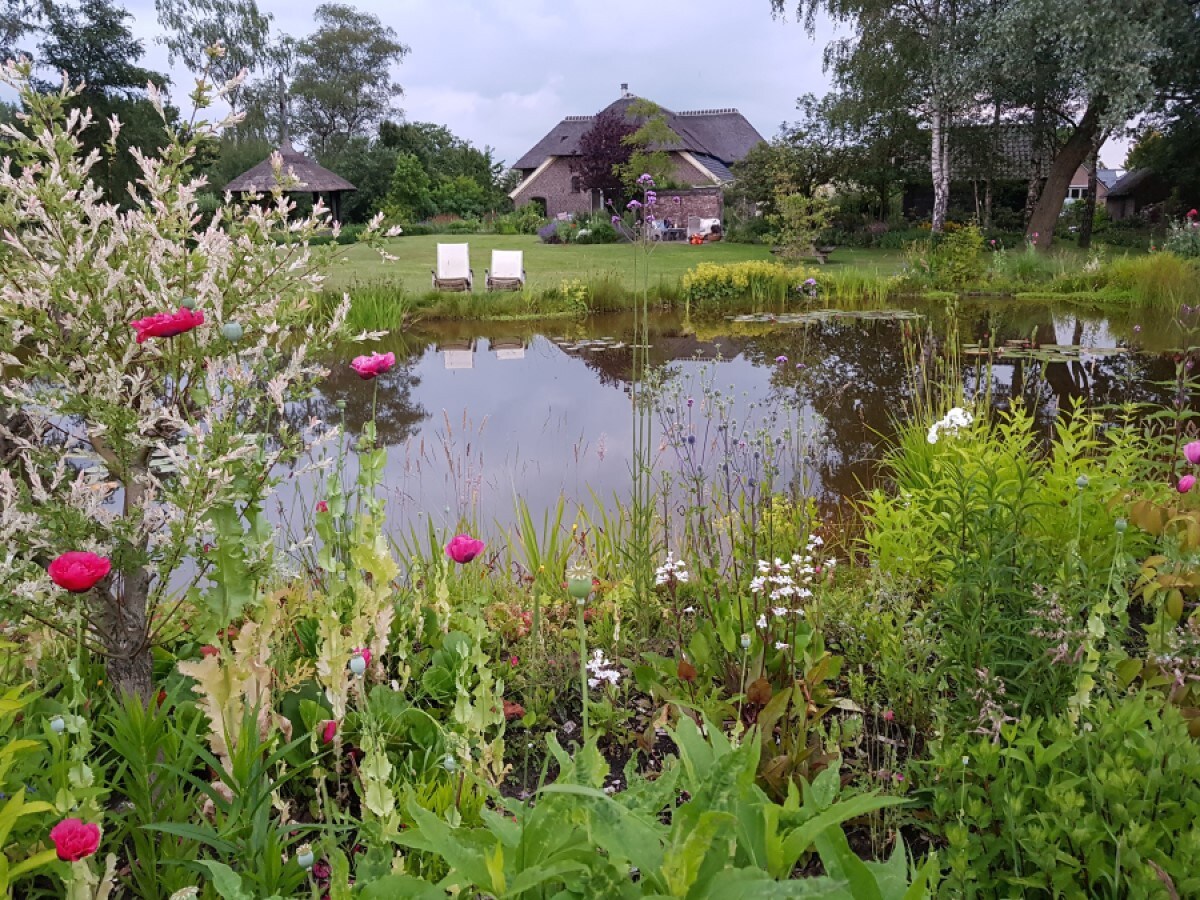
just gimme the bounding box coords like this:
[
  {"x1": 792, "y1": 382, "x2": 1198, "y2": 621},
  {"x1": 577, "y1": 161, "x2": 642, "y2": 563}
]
[
  {"x1": 486, "y1": 250, "x2": 526, "y2": 291},
  {"x1": 432, "y1": 243, "x2": 473, "y2": 292}
]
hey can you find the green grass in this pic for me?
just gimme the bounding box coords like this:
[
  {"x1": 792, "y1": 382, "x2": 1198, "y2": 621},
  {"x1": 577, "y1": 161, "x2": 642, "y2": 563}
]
[{"x1": 327, "y1": 234, "x2": 909, "y2": 294}]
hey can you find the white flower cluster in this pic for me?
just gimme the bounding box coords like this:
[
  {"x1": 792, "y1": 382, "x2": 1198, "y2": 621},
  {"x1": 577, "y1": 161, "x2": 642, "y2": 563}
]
[
  {"x1": 927, "y1": 407, "x2": 974, "y2": 445},
  {"x1": 654, "y1": 551, "x2": 689, "y2": 586},
  {"x1": 586, "y1": 649, "x2": 621, "y2": 689},
  {"x1": 750, "y1": 534, "x2": 834, "y2": 624}
]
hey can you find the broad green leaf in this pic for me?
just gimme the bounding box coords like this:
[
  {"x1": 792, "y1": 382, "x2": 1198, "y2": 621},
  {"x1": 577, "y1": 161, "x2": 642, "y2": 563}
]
[
  {"x1": 199, "y1": 860, "x2": 253, "y2": 900},
  {"x1": 357, "y1": 875, "x2": 446, "y2": 899}
]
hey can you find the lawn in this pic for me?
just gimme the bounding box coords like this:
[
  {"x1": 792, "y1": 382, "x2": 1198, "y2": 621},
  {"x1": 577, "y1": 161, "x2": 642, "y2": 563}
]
[{"x1": 327, "y1": 234, "x2": 911, "y2": 293}]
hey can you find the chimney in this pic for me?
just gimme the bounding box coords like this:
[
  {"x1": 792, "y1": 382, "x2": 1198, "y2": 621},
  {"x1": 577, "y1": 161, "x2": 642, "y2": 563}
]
[{"x1": 620, "y1": 82, "x2": 630, "y2": 98}]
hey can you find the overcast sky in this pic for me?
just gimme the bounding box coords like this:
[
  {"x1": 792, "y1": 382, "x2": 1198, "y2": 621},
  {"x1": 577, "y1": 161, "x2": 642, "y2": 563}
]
[
  {"x1": 28, "y1": 0, "x2": 1131, "y2": 169},
  {"x1": 117, "y1": 0, "x2": 843, "y2": 165}
]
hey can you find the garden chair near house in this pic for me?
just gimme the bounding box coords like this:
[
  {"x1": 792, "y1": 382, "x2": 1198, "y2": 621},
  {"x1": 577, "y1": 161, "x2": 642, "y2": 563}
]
[
  {"x1": 486, "y1": 250, "x2": 526, "y2": 291},
  {"x1": 432, "y1": 243, "x2": 474, "y2": 292}
]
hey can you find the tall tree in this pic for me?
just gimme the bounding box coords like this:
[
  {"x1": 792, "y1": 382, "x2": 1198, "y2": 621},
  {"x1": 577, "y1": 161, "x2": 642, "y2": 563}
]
[
  {"x1": 616, "y1": 99, "x2": 678, "y2": 191},
  {"x1": 0, "y1": 0, "x2": 41, "y2": 58},
  {"x1": 572, "y1": 107, "x2": 637, "y2": 199},
  {"x1": 289, "y1": 4, "x2": 408, "y2": 157},
  {"x1": 775, "y1": 0, "x2": 984, "y2": 232},
  {"x1": 35, "y1": 0, "x2": 173, "y2": 202},
  {"x1": 989, "y1": 0, "x2": 1190, "y2": 247},
  {"x1": 155, "y1": 0, "x2": 272, "y2": 107}
]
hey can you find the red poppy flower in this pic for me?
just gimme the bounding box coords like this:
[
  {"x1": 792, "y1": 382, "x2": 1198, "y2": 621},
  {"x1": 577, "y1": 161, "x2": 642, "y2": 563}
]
[
  {"x1": 130, "y1": 308, "x2": 205, "y2": 343},
  {"x1": 49, "y1": 818, "x2": 101, "y2": 861},
  {"x1": 47, "y1": 552, "x2": 110, "y2": 593}
]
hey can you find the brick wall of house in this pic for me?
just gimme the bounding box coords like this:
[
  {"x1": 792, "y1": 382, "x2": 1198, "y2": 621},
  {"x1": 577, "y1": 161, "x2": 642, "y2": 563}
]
[
  {"x1": 652, "y1": 187, "x2": 723, "y2": 227},
  {"x1": 513, "y1": 154, "x2": 727, "y2": 221},
  {"x1": 511, "y1": 158, "x2": 594, "y2": 219}
]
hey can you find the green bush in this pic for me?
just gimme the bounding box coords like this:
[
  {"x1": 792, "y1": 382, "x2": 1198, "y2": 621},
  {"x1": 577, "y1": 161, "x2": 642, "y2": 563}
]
[
  {"x1": 490, "y1": 205, "x2": 543, "y2": 235},
  {"x1": 987, "y1": 242, "x2": 1059, "y2": 287},
  {"x1": 1163, "y1": 216, "x2": 1200, "y2": 258},
  {"x1": 680, "y1": 260, "x2": 814, "y2": 311},
  {"x1": 930, "y1": 691, "x2": 1200, "y2": 898},
  {"x1": 865, "y1": 403, "x2": 1152, "y2": 716},
  {"x1": 442, "y1": 218, "x2": 481, "y2": 235},
  {"x1": 576, "y1": 221, "x2": 619, "y2": 244}
]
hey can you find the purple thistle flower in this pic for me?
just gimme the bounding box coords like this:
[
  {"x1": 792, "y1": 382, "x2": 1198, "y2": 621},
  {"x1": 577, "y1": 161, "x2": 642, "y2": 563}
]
[
  {"x1": 627, "y1": 199, "x2": 642, "y2": 210},
  {"x1": 611, "y1": 215, "x2": 621, "y2": 224},
  {"x1": 775, "y1": 355, "x2": 788, "y2": 364},
  {"x1": 646, "y1": 191, "x2": 657, "y2": 205},
  {"x1": 637, "y1": 173, "x2": 655, "y2": 186},
  {"x1": 672, "y1": 196, "x2": 681, "y2": 205}
]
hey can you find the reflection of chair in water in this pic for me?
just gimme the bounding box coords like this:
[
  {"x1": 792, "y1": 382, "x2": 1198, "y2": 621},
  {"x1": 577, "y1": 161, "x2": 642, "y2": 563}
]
[
  {"x1": 432, "y1": 243, "x2": 473, "y2": 292},
  {"x1": 486, "y1": 250, "x2": 526, "y2": 291},
  {"x1": 438, "y1": 339, "x2": 476, "y2": 369},
  {"x1": 491, "y1": 337, "x2": 526, "y2": 361}
]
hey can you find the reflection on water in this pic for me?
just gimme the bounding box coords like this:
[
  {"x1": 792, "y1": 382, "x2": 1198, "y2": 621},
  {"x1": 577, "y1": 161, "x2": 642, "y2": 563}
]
[{"x1": 303, "y1": 300, "x2": 1176, "y2": 537}]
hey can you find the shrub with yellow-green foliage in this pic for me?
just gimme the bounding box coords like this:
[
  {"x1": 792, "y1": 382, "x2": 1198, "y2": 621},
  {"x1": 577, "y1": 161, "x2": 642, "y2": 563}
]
[{"x1": 681, "y1": 260, "x2": 814, "y2": 310}]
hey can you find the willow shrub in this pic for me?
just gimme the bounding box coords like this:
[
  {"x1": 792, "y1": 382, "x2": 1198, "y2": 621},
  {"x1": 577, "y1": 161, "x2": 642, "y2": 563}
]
[
  {"x1": 862, "y1": 402, "x2": 1156, "y2": 718},
  {"x1": 0, "y1": 59, "x2": 395, "y2": 700}
]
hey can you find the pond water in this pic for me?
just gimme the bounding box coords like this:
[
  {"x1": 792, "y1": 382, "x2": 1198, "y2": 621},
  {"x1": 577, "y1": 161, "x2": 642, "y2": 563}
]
[{"x1": 293, "y1": 299, "x2": 1182, "y2": 539}]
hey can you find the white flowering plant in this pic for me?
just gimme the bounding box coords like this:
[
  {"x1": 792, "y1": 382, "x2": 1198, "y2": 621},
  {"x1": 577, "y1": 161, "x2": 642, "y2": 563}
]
[{"x1": 0, "y1": 54, "x2": 394, "y2": 699}]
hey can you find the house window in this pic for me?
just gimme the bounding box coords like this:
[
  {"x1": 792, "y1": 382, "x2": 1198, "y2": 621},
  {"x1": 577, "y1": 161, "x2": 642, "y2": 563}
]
[{"x1": 570, "y1": 175, "x2": 582, "y2": 193}]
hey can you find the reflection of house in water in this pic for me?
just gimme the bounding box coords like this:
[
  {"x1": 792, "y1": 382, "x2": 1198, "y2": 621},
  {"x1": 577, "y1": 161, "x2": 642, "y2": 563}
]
[
  {"x1": 550, "y1": 334, "x2": 748, "y2": 388},
  {"x1": 492, "y1": 337, "x2": 526, "y2": 361},
  {"x1": 439, "y1": 339, "x2": 476, "y2": 370}
]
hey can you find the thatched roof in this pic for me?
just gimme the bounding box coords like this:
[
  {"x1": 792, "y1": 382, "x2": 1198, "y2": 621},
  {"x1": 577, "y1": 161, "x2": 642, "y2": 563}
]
[
  {"x1": 225, "y1": 139, "x2": 356, "y2": 193},
  {"x1": 513, "y1": 94, "x2": 765, "y2": 172}
]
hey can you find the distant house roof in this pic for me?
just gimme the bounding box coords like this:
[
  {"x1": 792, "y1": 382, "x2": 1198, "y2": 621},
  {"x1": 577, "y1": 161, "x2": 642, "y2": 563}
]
[
  {"x1": 949, "y1": 123, "x2": 1052, "y2": 181},
  {"x1": 513, "y1": 93, "x2": 765, "y2": 171},
  {"x1": 225, "y1": 139, "x2": 356, "y2": 193},
  {"x1": 1106, "y1": 168, "x2": 1157, "y2": 198},
  {"x1": 1096, "y1": 168, "x2": 1123, "y2": 190}
]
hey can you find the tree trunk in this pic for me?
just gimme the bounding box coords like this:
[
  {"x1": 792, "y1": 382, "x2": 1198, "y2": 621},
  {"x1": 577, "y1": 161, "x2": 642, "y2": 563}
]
[
  {"x1": 1027, "y1": 98, "x2": 1105, "y2": 250},
  {"x1": 1078, "y1": 139, "x2": 1101, "y2": 250},
  {"x1": 100, "y1": 471, "x2": 155, "y2": 703},
  {"x1": 930, "y1": 105, "x2": 950, "y2": 233},
  {"x1": 1024, "y1": 105, "x2": 1046, "y2": 227},
  {"x1": 97, "y1": 571, "x2": 154, "y2": 703}
]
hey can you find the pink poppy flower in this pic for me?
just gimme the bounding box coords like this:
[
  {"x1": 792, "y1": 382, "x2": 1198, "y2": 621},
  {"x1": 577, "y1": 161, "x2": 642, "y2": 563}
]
[
  {"x1": 321, "y1": 720, "x2": 338, "y2": 744},
  {"x1": 1185, "y1": 442, "x2": 1200, "y2": 466},
  {"x1": 445, "y1": 533, "x2": 485, "y2": 563},
  {"x1": 130, "y1": 308, "x2": 204, "y2": 343},
  {"x1": 47, "y1": 552, "x2": 111, "y2": 593},
  {"x1": 316, "y1": 501, "x2": 329, "y2": 513},
  {"x1": 1179, "y1": 475, "x2": 1196, "y2": 494},
  {"x1": 350, "y1": 352, "x2": 396, "y2": 380}
]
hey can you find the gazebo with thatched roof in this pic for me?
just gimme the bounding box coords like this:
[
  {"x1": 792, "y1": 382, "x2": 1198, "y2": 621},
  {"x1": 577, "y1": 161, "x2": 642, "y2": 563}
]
[{"x1": 225, "y1": 138, "x2": 356, "y2": 223}]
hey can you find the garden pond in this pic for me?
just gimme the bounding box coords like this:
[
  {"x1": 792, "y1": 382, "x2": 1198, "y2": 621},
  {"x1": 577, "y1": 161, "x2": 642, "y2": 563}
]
[{"x1": 295, "y1": 297, "x2": 1184, "y2": 534}]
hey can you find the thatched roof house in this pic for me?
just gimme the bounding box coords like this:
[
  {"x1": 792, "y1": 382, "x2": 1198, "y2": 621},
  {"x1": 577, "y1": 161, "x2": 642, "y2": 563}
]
[
  {"x1": 225, "y1": 138, "x2": 356, "y2": 222},
  {"x1": 509, "y1": 85, "x2": 765, "y2": 220}
]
